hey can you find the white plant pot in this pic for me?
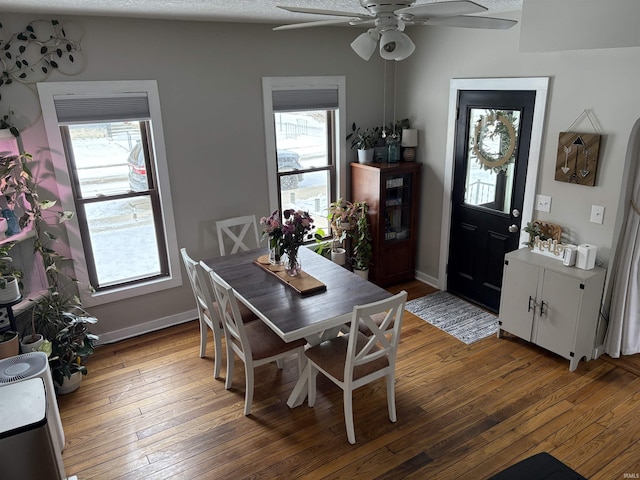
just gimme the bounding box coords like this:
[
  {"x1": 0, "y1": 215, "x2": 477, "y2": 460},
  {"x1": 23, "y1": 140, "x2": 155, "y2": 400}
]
[
  {"x1": 354, "y1": 268, "x2": 369, "y2": 280},
  {"x1": 357, "y1": 148, "x2": 374, "y2": 164},
  {"x1": 55, "y1": 370, "x2": 83, "y2": 394},
  {"x1": 0, "y1": 276, "x2": 21, "y2": 304},
  {"x1": 331, "y1": 248, "x2": 347, "y2": 266},
  {"x1": 20, "y1": 334, "x2": 44, "y2": 353}
]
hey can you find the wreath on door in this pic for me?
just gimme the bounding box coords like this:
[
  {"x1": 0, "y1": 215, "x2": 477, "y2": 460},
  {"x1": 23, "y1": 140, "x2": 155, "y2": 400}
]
[{"x1": 471, "y1": 111, "x2": 518, "y2": 173}]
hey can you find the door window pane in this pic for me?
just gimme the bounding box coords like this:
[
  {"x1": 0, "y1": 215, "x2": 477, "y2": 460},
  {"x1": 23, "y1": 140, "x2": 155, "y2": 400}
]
[{"x1": 465, "y1": 109, "x2": 520, "y2": 213}]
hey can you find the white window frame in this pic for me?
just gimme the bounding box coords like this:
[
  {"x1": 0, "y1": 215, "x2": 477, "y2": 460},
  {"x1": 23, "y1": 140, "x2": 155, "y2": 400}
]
[
  {"x1": 37, "y1": 80, "x2": 181, "y2": 307},
  {"x1": 262, "y1": 76, "x2": 347, "y2": 213}
]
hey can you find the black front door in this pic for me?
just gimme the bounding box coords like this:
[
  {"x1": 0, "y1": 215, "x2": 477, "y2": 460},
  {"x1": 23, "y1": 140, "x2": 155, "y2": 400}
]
[{"x1": 447, "y1": 90, "x2": 536, "y2": 312}]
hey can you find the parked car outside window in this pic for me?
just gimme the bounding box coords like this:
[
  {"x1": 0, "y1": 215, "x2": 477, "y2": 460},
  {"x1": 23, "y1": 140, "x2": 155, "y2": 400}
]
[
  {"x1": 277, "y1": 149, "x2": 304, "y2": 190},
  {"x1": 127, "y1": 141, "x2": 149, "y2": 192}
]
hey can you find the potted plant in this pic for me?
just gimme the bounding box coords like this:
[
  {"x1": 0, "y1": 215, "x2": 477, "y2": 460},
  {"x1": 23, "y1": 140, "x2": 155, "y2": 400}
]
[
  {"x1": 0, "y1": 244, "x2": 22, "y2": 303},
  {"x1": 0, "y1": 330, "x2": 19, "y2": 359},
  {"x1": 350, "y1": 202, "x2": 373, "y2": 279},
  {"x1": 47, "y1": 305, "x2": 98, "y2": 392},
  {"x1": 5, "y1": 149, "x2": 98, "y2": 390},
  {"x1": 327, "y1": 199, "x2": 355, "y2": 265},
  {"x1": 347, "y1": 123, "x2": 379, "y2": 164}
]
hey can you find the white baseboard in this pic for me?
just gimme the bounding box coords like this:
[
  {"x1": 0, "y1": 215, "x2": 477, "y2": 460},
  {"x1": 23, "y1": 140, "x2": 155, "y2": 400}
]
[
  {"x1": 97, "y1": 309, "x2": 198, "y2": 345},
  {"x1": 414, "y1": 270, "x2": 439, "y2": 289}
]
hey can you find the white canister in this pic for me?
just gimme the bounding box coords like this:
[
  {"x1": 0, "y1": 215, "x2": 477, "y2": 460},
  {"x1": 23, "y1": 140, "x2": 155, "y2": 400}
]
[{"x1": 576, "y1": 244, "x2": 597, "y2": 270}]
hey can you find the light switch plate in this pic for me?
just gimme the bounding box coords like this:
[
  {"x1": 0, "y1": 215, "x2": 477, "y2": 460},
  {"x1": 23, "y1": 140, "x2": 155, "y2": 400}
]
[
  {"x1": 590, "y1": 205, "x2": 605, "y2": 224},
  {"x1": 535, "y1": 194, "x2": 551, "y2": 213}
]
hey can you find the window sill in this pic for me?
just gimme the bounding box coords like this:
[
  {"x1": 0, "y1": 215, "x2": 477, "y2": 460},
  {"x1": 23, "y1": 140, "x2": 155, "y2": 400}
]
[{"x1": 79, "y1": 274, "x2": 182, "y2": 307}]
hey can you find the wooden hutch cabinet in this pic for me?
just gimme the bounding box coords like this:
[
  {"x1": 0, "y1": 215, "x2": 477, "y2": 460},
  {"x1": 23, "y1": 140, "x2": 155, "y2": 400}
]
[{"x1": 351, "y1": 161, "x2": 421, "y2": 287}]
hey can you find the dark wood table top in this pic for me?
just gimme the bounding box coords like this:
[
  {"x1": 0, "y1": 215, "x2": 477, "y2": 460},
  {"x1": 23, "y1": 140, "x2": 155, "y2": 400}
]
[{"x1": 204, "y1": 247, "x2": 391, "y2": 342}]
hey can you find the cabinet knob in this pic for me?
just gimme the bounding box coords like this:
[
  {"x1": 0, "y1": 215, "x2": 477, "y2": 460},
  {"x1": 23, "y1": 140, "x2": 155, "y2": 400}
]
[{"x1": 508, "y1": 224, "x2": 519, "y2": 233}]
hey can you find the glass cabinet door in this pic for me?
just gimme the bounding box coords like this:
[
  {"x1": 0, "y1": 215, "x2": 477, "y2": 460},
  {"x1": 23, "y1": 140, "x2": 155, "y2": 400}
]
[{"x1": 383, "y1": 172, "x2": 413, "y2": 242}]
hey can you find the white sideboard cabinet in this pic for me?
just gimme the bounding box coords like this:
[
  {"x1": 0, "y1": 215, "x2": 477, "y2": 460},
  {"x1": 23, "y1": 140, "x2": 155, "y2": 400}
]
[{"x1": 498, "y1": 248, "x2": 606, "y2": 371}]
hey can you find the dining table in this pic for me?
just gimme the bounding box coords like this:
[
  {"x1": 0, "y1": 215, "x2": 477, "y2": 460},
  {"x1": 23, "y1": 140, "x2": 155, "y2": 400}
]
[{"x1": 204, "y1": 246, "x2": 391, "y2": 407}]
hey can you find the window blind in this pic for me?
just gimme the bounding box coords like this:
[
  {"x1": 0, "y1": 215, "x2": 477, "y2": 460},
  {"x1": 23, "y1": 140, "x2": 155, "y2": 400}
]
[
  {"x1": 272, "y1": 88, "x2": 338, "y2": 112},
  {"x1": 53, "y1": 93, "x2": 150, "y2": 124}
]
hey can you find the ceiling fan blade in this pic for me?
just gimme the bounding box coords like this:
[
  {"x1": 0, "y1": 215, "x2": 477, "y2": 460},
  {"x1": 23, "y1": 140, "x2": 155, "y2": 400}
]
[
  {"x1": 396, "y1": 0, "x2": 486, "y2": 19},
  {"x1": 277, "y1": 5, "x2": 366, "y2": 18},
  {"x1": 423, "y1": 15, "x2": 517, "y2": 29},
  {"x1": 273, "y1": 19, "x2": 356, "y2": 31}
]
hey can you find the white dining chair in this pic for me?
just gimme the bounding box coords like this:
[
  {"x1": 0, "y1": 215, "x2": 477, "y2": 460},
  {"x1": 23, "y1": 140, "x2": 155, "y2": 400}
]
[
  {"x1": 204, "y1": 265, "x2": 306, "y2": 415},
  {"x1": 305, "y1": 290, "x2": 407, "y2": 444},
  {"x1": 180, "y1": 248, "x2": 257, "y2": 378},
  {"x1": 216, "y1": 215, "x2": 260, "y2": 256}
]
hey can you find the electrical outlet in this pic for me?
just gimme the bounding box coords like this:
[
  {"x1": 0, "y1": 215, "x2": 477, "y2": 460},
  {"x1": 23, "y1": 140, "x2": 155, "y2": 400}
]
[
  {"x1": 535, "y1": 194, "x2": 551, "y2": 213},
  {"x1": 590, "y1": 205, "x2": 605, "y2": 224}
]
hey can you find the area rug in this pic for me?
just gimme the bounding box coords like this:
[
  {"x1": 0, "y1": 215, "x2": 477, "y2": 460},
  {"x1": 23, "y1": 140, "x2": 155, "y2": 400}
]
[{"x1": 405, "y1": 291, "x2": 498, "y2": 345}]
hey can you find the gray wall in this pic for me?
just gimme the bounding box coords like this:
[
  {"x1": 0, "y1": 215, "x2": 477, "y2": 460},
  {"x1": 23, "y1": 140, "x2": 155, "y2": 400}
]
[
  {"x1": 2, "y1": 13, "x2": 387, "y2": 338},
  {"x1": 397, "y1": 10, "x2": 639, "y2": 291},
  {"x1": 4, "y1": 7, "x2": 639, "y2": 339}
]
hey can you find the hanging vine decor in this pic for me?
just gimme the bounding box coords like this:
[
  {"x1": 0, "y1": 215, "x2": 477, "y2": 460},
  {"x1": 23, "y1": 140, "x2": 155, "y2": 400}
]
[
  {"x1": 0, "y1": 19, "x2": 84, "y2": 129},
  {"x1": 471, "y1": 111, "x2": 518, "y2": 173}
]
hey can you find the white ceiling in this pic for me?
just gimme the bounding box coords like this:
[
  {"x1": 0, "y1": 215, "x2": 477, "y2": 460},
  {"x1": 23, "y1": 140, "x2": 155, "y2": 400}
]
[{"x1": 0, "y1": 0, "x2": 523, "y2": 24}]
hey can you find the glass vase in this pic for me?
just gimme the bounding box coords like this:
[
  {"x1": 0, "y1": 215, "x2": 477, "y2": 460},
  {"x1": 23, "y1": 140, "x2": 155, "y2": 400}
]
[
  {"x1": 269, "y1": 246, "x2": 283, "y2": 265},
  {"x1": 268, "y1": 237, "x2": 283, "y2": 265},
  {"x1": 285, "y1": 247, "x2": 302, "y2": 276}
]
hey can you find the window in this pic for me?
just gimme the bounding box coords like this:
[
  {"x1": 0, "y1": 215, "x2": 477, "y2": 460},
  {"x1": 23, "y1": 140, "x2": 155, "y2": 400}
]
[
  {"x1": 38, "y1": 81, "x2": 181, "y2": 307},
  {"x1": 263, "y1": 77, "x2": 347, "y2": 237}
]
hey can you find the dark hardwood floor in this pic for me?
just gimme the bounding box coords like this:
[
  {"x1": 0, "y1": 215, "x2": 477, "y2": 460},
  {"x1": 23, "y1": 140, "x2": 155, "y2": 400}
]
[{"x1": 57, "y1": 281, "x2": 640, "y2": 479}]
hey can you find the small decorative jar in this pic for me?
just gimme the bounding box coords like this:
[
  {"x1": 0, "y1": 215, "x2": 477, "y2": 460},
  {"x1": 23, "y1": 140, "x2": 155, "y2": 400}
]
[{"x1": 1, "y1": 209, "x2": 21, "y2": 236}]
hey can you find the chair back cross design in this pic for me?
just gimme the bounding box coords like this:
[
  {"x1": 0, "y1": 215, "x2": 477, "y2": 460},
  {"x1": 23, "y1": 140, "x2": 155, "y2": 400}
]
[
  {"x1": 306, "y1": 290, "x2": 407, "y2": 443},
  {"x1": 216, "y1": 215, "x2": 260, "y2": 256}
]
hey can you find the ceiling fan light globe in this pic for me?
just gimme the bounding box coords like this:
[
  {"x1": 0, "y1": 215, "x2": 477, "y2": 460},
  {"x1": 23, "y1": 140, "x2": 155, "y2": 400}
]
[
  {"x1": 379, "y1": 29, "x2": 403, "y2": 59},
  {"x1": 380, "y1": 29, "x2": 414, "y2": 60},
  {"x1": 393, "y1": 32, "x2": 415, "y2": 60},
  {"x1": 351, "y1": 30, "x2": 378, "y2": 60}
]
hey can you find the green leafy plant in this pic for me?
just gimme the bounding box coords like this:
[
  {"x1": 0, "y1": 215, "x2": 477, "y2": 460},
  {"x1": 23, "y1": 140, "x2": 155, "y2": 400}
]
[
  {"x1": 46, "y1": 307, "x2": 98, "y2": 385},
  {"x1": 378, "y1": 118, "x2": 410, "y2": 145},
  {"x1": 327, "y1": 198, "x2": 355, "y2": 252},
  {"x1": 1, "y1": 149, "x2": 97, "y2": 382},
  {"x1": 350, "y1": 202, "x2": 373, "y2": 271},
  {"x1": 346, "y1": 123, "x2": 380, "y2": 150},
  {"x1": 523, "y1": 221, "x2": 550, "y2": 248},
  {"x1": 0, "y1": 243, "x2": 22, "y2": 289}
]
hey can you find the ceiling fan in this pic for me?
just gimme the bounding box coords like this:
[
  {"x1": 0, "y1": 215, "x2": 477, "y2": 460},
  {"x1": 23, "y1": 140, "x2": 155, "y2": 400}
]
[{"x1": 274, "y1": 0, "x2": 517, "y2": 61}]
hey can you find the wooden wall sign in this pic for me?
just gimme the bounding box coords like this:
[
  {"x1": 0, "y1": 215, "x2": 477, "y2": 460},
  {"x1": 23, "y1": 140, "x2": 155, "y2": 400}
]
[{"x1": 555, "y1": 132, "x2": 601, "y2": 186}]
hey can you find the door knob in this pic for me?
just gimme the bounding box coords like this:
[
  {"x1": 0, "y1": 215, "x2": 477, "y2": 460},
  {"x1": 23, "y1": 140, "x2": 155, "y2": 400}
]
[
  {"x1": 508, "y1": 224, "x2": 519, "y2": 233},
  {"x1": 512, "y1": 209, "x2": 520, "y2": 218}
]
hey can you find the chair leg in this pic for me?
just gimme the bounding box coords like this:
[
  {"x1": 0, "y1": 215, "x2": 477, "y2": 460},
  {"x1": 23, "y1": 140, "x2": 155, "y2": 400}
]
[
  {"x1": 213, "y1": 327, "x2": 223, "y2": 379},
  {"x1": 244, "y1": 361, "x2": 254, "y2": 416},
  {"x1": 225, "y1": 343, "x2": 234, "y2": 390},
  {"x1": 307, "y1": 364, "x2": 318, "y2": 407},
  {"x1": 198, "y1": 316, "x2": 207, "y2": 358},
  {"x1": 386, "y1": 374, "x2": 397, "y2": 423},
  {"x1": 343, "y1": 389, "x2": 356, "y2": 444}
]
